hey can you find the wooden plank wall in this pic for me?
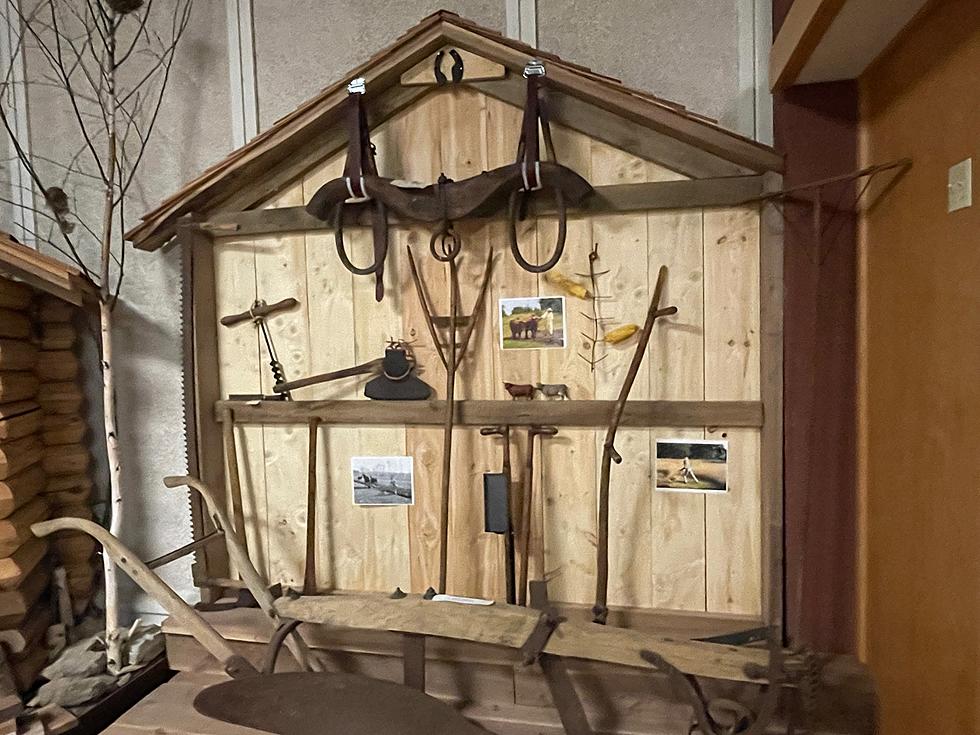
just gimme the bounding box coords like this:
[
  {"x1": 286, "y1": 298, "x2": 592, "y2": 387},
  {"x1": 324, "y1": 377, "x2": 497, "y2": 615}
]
[{"x1": 211, "y1": 88, "x2": 763, "y2": 616}]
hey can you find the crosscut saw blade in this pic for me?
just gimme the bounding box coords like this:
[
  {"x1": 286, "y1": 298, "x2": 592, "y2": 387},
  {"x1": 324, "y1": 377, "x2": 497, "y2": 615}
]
[{"x1": 177, "y1": 233, "x2": 210, "y2": 578}]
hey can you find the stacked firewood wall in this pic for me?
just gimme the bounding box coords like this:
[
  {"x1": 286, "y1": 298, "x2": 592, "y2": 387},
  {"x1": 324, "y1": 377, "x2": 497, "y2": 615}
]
[
  {"x1": 36, "y1": 296, "x2": 96, "y2": 616},
  {"x1": 0, "y1": 279, "x2": 94, "y2": 692}
]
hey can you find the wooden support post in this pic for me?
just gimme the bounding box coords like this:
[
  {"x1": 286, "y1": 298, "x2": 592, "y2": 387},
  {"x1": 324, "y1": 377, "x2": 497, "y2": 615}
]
[
  {"x1": 304, "y1": 418, "x2": 319, "y2": 595},
  {"x1": 177, "y1": 218, "x2": 230, "y2": 599}
]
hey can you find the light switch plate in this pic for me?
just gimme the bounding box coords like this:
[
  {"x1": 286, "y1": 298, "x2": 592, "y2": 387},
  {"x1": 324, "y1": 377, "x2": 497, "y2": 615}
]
[{"x1": 948, "y1": 158, "x2": 972, "y2": 212}]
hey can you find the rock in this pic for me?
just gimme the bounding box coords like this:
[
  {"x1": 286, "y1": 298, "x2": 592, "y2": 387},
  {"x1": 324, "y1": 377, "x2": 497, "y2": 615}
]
[
  {"x1": 41, "y1": 638, "x2": 106, "y2": 680},
  {"x1": 33, "y1": 675, "x2": 117, "y2": 708},
  {"x1": 125, "y1": 625, "x2": 164, "y2": 667}
]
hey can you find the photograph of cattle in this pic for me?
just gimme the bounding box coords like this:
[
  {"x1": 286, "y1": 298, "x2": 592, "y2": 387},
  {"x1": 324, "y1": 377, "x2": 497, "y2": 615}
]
[
  {"x1": 499, "y1": 296, "x2": 567, "y2": 350},
  {"x1": 655, "y1": 439, "x2": 728, "y2": 493}
]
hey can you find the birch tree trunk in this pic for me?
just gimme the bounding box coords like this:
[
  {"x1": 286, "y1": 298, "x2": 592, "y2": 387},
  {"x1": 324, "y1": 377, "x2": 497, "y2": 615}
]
[
  {"x1": 100, "y1": 17, "x2": 123, "y2": 670},
  {"x1": 100, "y1": 299, "x2": 124, "y2": 669}
]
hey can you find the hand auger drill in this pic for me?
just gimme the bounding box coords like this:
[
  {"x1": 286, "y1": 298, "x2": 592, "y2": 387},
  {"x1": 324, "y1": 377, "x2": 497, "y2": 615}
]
[{"x1": 219, "y1": 297, "x2": 298, "y2": 400}]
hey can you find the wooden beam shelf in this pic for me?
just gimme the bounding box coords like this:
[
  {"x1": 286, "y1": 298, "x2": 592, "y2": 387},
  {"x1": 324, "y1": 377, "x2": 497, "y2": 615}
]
[
  {"x1": 193, "y1": 176, "x2": 765, "y2": 239},
  {"x1": 215, "y1": 399, "x2": 764, "y2": 428}
]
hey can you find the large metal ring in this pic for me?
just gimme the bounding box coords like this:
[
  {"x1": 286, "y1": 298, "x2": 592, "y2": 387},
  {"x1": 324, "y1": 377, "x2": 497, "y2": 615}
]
[
  {"x1": 507, "y1": 185, "x2": 566, "y2": 273},
  {"x1": 429, "y1": 224, "x2": 462, "y2": 262},
  {"x1": 334, "y1": 199, "x2": 387, "y2": 276}
]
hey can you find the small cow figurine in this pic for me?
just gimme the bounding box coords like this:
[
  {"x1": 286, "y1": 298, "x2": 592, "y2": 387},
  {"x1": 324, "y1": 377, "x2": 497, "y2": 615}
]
[
  {"x1": 503, "y1": 382, "x2": 536, "y2": 400},
  {"x1": 535, "y1": 383, "x2": 570, "y2": 400}
]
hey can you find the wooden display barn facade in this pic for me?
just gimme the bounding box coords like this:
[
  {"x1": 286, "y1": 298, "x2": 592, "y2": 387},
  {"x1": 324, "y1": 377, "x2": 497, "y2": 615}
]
[{"x1": 128, "y1": 11, "x2": 784, "y2": 630}]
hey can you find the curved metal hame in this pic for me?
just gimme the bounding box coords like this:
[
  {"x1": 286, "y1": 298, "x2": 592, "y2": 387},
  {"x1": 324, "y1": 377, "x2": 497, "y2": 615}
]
[
  {"x1": 507, "y1": 185, "x2": 567, "y2": 273},
  {"x1": 333, "y1": 197, "x2": 388, "y2": 277}
]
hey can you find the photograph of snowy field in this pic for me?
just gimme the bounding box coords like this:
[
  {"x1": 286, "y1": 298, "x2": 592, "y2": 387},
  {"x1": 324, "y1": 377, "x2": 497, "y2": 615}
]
[{"x1": 351, "y1": 456, "x2": 414, "y2": 506}]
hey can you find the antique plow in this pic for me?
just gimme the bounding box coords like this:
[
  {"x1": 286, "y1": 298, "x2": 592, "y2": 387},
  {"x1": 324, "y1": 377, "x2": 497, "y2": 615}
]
[
  {"x1": 28, "y1": 475, "x2": 822, "y2": 735},
  {"x1": 407, "y1": 244, "x2": 494, "y2": 593}
]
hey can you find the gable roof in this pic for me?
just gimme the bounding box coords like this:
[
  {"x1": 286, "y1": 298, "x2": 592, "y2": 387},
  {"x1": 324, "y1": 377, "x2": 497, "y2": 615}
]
[
  {"x1": 127, "y1": 10, "x2": 782, "y2": 251},
  {"x1": 0, "y1": 233, "x2": 98, "y2": 306}
]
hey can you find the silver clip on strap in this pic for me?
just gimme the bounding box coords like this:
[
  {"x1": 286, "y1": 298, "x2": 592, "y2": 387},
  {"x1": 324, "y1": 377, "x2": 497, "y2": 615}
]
[
  {"x1": 523, "y1": 59, "x2": 546, "y2": 77},
  {"x1": 347, "y1": 77, "x2": 366, "y2": 95},
  {"x1": 520, "y1": 160, "x2": 542, "y2": 192},
  {"x1": 344, "y1": 176, "x2": 370, "y2": 202}
]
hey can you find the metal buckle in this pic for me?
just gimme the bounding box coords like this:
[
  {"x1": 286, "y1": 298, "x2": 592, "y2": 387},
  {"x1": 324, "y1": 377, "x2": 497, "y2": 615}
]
[
  {"x1": 344, "y1": 176, "x2": 370, "y2": 202},
  {"x1": 523, "y1": 59, "x2": 546, "y2": 77},
  {"x1": 347, "y1": 77, "x2": 366, "y2": 95},
  {"x1": 520, "y1": 160, "x2": 543, "y2": 192}
]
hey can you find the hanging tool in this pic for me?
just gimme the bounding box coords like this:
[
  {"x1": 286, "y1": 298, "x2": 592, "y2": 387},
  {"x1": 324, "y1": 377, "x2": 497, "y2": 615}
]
[
  {"x1": 274, "y1": 340, "x2": 431, "y2": 400},
  {"x1": 220, "y1": 297, "x2": 298, "y2": 400},
  {"x1": 517, "y1": 425, "x2": 558, "y2": 606},
  {"x1": 407, "y1": 245, "x2": 495, "y2": 594},
  {"x1": 480, "y1": 425, "x2": 515, "y2": 603},
  {"x1": 592, "y1": 265, "x2": 677, "y2": 624}
]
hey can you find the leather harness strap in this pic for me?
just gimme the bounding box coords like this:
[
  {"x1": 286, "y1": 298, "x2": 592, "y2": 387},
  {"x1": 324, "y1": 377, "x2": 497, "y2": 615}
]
[{"x1": 315, "y1": 61, "x2": 593, "y2": 301}]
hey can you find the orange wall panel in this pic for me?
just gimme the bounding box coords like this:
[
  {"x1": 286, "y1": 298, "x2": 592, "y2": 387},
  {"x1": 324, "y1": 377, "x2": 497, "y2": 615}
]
[{"x1": 859, "y1": 2, "x2": 980, "y2": 733}]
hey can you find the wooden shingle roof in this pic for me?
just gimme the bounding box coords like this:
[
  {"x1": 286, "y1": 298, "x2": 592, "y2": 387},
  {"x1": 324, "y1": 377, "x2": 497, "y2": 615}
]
[
  {"x1": 0, "y1": 233, "x2": 97, "y2": 306},
  {"x1": 127, "y1": 10, "x2": 782, "y2": 251}
]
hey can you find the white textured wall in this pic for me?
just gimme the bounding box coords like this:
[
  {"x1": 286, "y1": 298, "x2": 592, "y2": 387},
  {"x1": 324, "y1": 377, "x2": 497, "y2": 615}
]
[{"x1": 1, "y1": 0, "x2": 756, "y2": 620}]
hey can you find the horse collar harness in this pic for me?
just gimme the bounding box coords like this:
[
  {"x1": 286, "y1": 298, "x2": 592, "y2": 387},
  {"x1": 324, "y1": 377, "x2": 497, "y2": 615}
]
[{"x1": 306, "y1": 59, "x2": 594, "y2": 300}]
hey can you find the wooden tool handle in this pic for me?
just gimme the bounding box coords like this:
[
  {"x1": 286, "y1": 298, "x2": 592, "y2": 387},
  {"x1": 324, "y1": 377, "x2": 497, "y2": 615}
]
[
  {"x1": 163, "y1": 475, "x2": 321, "y2": 672},
  {"x1": 31, "y1": 517, "x2": 256, "y2": 677},
  {"x1": 220, "y1": 298, "x2": 299, "y2": 327},
  {"x1": 274, "y1": 358, "x2": 382, "y2": 393}
]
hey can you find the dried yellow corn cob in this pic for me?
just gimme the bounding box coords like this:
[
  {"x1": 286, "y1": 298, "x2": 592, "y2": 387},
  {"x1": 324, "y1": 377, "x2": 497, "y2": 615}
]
[
  {"x1": 603, "y1": 324, "x2": 640, "y2": 344},
  {"x1": 544, "y1": 270, "x2": 592, "y2": 300}
]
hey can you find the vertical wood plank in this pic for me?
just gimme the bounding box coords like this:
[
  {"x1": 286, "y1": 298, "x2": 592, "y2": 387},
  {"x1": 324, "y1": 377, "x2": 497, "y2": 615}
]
[
  {"x1": 254, "y1": 188, "x2": 312, "y2": 588},
  {"x1": 212, "y1": 236, "x2": 266, "y2": 575},
  {"x1": 185, "y1": 226, "x2": 231, "y2": 588},
  {"x1": 484, "y1": 95, "x2": 542, "y2": 599},
  {"x1": 591, "y1": 141, "x2": 652, "y2": 609},
  {"x1": 759, "y1": 172, "x2": 785, "y2": 627},
  {"x1": 389, "y1": 94, "x2": 448, "y2": 594},
  {"x1": 538, "y1": 124, "x2": 596, "y2": 605},
  {"x1": 703, "y1": 206, "x2": 762, "y2": 615},
  {"x1": 351, "y1": 236, "x2": 411, "y2": 592},
  {"x1": 648, "y1": 210, "x2": 707, "y2": 611},
  {"x1": 300, "y1": 153, "x2": 359, "y2": 592}
]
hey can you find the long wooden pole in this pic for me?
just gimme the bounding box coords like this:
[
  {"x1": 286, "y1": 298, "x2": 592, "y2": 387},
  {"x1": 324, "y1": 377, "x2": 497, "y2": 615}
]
[
  {"x1": 221, "y1": 407, "x2": 248, "y2": 553},
  {"x1": 304, "y1": 418, "x2": 320, "y2": 595},
  {"x1": 163, "y1": 476, "x2": 320, "y2": 672},
  {"x1": 592, "y1": 265, "x2": 676, "y2": 624},
  {"x1": 437, "y1": 261, "x2": 459, "y2": 594}
]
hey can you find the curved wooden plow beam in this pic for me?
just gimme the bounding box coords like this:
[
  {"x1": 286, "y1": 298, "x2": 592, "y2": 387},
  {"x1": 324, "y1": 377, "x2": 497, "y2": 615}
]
[
  {"x1": 275, "y1": 593, "x2": 770, "y2": 684},
  {"x1": 31, "y1": 517, "x2": 258, "y2": 679}
]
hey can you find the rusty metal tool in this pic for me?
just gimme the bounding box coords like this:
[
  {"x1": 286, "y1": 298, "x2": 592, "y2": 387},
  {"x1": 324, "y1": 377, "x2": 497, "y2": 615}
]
[
  {"x1": 408, "y1": 245, "x2": 495, "y2": 594},
  {"x1": 220, "y1": 297, "x2": 298, "y2": 399},
  {"x1": 481, "y1": 425, "x2": 516, "y2": 603},
  {"x1": 517, "y1": 425, "x2": 558, "y2": 606},
  {"x1": 592, "y1": 265, "x2": 676, "y2": 624}
]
